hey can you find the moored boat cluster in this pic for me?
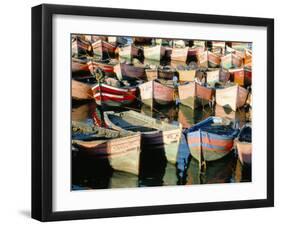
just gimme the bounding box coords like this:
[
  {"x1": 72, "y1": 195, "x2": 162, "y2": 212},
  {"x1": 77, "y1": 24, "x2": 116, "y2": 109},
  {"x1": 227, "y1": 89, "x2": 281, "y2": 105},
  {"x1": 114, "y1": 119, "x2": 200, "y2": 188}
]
[{"x1": 72, "y1": 34, "x2": 252, "y2": 181}]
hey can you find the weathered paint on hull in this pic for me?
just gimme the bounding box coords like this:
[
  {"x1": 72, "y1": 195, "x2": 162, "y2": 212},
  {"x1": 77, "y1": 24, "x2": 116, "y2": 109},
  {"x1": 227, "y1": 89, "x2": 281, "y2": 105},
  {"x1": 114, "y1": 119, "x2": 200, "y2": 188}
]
[
  {"x1": 73, "y1": 134, "x2": 141, "y2": 175},
  {"x1": 188, "y1": 130, "x2": 234, "y2": 161}
]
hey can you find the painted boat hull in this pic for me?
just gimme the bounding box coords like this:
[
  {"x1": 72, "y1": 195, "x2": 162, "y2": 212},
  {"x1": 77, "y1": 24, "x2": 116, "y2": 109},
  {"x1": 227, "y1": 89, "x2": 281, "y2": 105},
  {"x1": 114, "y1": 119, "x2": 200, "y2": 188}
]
[
  {"x1": 208, "y1": 51, "x2": 221, "y2": 68},
  {"x1": 72, "y1": 37, "x2": 91, "y2": 57},
  {"x1": 87, "y1": 61, "x2": 116, "y2": 76},
  {"x1": 171, "y1": 47, "x2": 189, "y2": 62},
  {"x1": 114, "y1": 63, "x2": 145, "y2": 80},
  {"x1": 221, "y1": 53, "x2": 242, "y2": 69},
  {"x1": 103, "y1": 110, "x2": 182, "y2": 164},
  {"x1": 178, "y1": 69, "x2": 196, "y2": 82},
  {"x1": 118, "y1": 45, "x2": 139, "y2": 59},
  {"x1": 216, "y1": 85, "x2": 248, "y2": 111},
  {"x1": 138, "y1": 80, "x2": 175, "y2": 107},
  {"x1": 73, "y1": 133, "x2": 141, "y2": 175},
  {"x1": 143, "y1": 45, "x2": 165, "y2": 61},
  {"x1": 178, "y1": 82, "x2": 213, "y2": 109},
  {"x1": 92, "y1": 40, "x2": 116, "y2": 58},
  {"x1": 92, "y1": 83, "x2": 137, "y2": 107}
]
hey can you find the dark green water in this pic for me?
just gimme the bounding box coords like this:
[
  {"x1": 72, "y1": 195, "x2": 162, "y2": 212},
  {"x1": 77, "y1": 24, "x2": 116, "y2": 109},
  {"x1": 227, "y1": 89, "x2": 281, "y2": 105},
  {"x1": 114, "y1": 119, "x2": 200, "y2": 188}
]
[{"x1": 71, "y1": 102, "x2": 252, "y2": 190}]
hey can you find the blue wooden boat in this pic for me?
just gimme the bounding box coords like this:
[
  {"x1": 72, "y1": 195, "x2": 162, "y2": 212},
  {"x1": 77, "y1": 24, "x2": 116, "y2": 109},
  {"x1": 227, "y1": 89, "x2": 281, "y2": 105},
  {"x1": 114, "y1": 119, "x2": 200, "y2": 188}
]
[{"x1": 186, "y1": 117, "x2": 239, "y2": 162}]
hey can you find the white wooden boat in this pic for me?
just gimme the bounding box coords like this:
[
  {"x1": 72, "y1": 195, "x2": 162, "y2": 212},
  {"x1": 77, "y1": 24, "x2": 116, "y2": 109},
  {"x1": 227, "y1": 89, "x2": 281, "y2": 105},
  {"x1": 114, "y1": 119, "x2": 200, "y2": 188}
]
[
  {"x1": 216, "y1": 84, "x2": 249, "y2": 111},
  {"x1": 103, "y1": 110, "x2": 182, "y2": 164}
]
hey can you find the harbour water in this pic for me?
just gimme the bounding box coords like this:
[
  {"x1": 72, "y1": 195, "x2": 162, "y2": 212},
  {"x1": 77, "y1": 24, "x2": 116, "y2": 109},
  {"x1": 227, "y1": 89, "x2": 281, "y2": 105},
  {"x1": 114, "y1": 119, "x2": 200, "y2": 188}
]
[{"x1": 72, "y1": 101, "x2": 252, "y2": 190}]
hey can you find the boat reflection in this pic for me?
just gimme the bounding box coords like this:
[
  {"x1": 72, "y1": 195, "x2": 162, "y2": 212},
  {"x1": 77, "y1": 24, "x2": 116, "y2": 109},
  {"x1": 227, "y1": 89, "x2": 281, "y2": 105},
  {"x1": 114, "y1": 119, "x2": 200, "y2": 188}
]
[
  {"x1": 186, "y1": 153, "x2": 236, "y2": 185},
  {"x1": 178, "y1": 104, "x2": 213, "y2": 129}
]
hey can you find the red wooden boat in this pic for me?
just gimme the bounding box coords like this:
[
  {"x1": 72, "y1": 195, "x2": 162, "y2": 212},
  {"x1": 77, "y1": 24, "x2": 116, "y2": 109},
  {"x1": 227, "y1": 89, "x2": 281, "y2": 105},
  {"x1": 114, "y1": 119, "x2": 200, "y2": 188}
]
[
  {"x1": 72, "y1": 58, "x2": 90, "y2": 76},
  {"x1": 87, "y1": 60, "x2": 116, "y2": 76},
  {"x1": 92, "y1": 83, "x2": 137, "y2": 107},
  {"x1": 229, "y1": 68, "x2": 252, "y2": 87}
]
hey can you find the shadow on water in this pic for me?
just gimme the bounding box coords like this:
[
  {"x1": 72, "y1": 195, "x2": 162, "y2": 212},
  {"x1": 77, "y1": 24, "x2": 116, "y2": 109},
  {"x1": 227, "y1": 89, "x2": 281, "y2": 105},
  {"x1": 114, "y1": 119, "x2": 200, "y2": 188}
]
[
  {"x1": 72, "y1": 150, "x2": 113, "y2": 190},
  {"x1": 186, "y1": 152, "x2": 237, "y2": 185},
  {"x1": 71, "y1": 101, "x2": 251, "y2": 190},
  {"x1": 138, "y1": 132, "x2": 167, "y2": 187},
  {"x1": 234, "y1": 159, "x2": 252, "y2": 183}
]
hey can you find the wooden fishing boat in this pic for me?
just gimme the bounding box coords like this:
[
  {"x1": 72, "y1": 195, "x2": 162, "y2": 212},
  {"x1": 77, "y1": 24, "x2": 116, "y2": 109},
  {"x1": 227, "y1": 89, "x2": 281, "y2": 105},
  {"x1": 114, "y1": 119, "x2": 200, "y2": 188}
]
[
  {"x1": 231, "y1": 42, "x2": 252, "y2": 51},
  {"x1": 186, "y1": 117, "x2": 239, "y2": 162},
  {"x1": 91, "y1": 40, "x2": 116, "y2": 59},
  {"x1": 92, "y1": 83, "x2": 137, "y2": 107},
  {"x1": 87, "y1": 60, "x2": 116, "y2": 76},
  {"x1": 221, "y1": 53, "x2": 242, "y2": 69},
  {"x1": 72, "y1": 80, "x2": 92, "y2": 100},
  {"x1": 178, "y1": 82, "x2": 214, "y2": 109},
  {"x1": 143, "y1": 45, "x2": 166, "y2": 61},
  {"x1": 178, "y1": 69, "x2": 196, "y2": 82},
  {"x1": 216, "y1": 84, "x2": 249, "y2": 111},
  {"x1": 206, "y1": 69, "x2": 220, "y2": 86},
  {"x1": 210, "y1": 41, "x2": 225, "y2": 55},
  {"x1": 103, "y1": 110, "x2": 182, "y2": 164},
  {"x1": 117, "y1": 44, "x2": 140, "y2": 59},
  {"x1": 138, "y1": 80, "x2": 175, "y2": 107},
  {"x1": 236, "y1": 123, "x2": 252, "y2": 165},
  {"x1": 207, "y1": 51, "x2": 221, "y2": 68},
  {"x1": 158, "y1": 67, "x2": 176, "y2": 80},
  {"x1": 244, "y1": 49, "x2": 252, "y2": 68},
  {"x1": 170, "y1": 47, "x2": 189, "y2": 62},
  {"x1": 145, "y1": 68, "x2": 158, "y2": 81},
  {"x1": 193, "y1": 40, "x2": 206, "y2": 48},
  {"x1": 72, "y1": 58, "x2": 91, "y2": 76},
  {"x1": 173, "y1": 40, "x2": 186, "y2": 48},
  {"x1": 198, "y1": 51, "x2": 208, "y2": 68},
  {"x1": 72, "y1": 121, "x2": 141, "y2": 175},
  {"x1": 229, "y1": 67, "x2": 252, "y2": 87},
  {"x1": 108, "y1": 36, "x2": 128, "y2": 46},
  {"x1": 113, "y1": 63, "x2": 146, "y2": 80},
  {"x1": 72, "y1": 36, "x2": 91, "y2": 58}
]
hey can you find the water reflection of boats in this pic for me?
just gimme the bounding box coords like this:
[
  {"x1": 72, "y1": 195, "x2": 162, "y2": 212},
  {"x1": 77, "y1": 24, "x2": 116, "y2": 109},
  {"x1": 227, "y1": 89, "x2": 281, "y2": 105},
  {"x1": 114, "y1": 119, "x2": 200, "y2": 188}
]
[
  {"x1": 138, "y1": 80, "x2": 175, "y2": 107},
  {"x1": 186, "y1": 117, "x2": 239, "y2": 162},
  {"x1": 92, "y1": 83, "x2": 137, "y2": 107},
  {"x1": 178, "y1": 104, "x2": 212, "y2": 129},
  {"x1": 234, "y1": 158, "x2": 252, "y2": 182},
  {"x1": 104, "y1": 110, "x2": 182, "y2": 164},
  {"x1": 72, "y1": 150, "x2": 112, "y2": 189},
  {"x1": 236, "y1": 123, "x2": 252, "y2": 165},
  {"x1": 186, "y1": 153, "x2": 236, "y2": 184},
  {"x1": 178, "y1": 82, "x2": 213, "y2": 109},
  {"x1": 72, "y1": 121, "x2": 141, "y2": 175},
  {"x1": 215, "y1": 105, "x2": 247, "y2": 127}
]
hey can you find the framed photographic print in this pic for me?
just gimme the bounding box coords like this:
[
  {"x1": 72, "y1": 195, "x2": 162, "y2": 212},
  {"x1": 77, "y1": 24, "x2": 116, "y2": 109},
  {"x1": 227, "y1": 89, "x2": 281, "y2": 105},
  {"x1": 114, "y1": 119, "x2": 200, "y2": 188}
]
[{"x1": 32, "y1": 4, "x2": 274, "y2": 221}]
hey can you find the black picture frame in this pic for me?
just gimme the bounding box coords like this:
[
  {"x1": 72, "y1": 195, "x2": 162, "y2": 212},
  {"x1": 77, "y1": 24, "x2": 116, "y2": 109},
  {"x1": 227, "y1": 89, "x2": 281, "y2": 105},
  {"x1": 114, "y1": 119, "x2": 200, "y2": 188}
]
[{"x1": 32, "y1": 3, "x2": 274, "y2": 222}]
